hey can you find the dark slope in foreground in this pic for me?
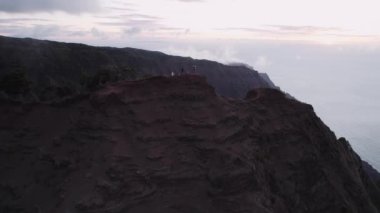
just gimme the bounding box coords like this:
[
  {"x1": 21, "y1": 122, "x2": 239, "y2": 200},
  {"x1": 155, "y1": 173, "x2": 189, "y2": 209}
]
[
  {"x1": 0, "y1": 35, "x2": 271, "y2": 100},
  {"x1": 0, "y1": 75, "x2": 379, "y2": 213},
  {"x1": 363, "y1": 161, "x2": 380, "y2": 186}
]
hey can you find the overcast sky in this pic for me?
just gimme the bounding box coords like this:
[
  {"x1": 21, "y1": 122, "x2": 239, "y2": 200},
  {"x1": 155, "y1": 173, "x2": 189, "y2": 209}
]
[
  {"x1": 1, "y1": 0, "x2": 380, "y2": 169},
  {"x1": 1, "y1": 0, "x2": 380, "y2": 44}
]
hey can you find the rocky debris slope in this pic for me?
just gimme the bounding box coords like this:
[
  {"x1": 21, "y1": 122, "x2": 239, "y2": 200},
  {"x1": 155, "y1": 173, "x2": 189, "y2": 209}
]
[{"x1": 0, "y1": 75, "x2": 379, "y2": 213}]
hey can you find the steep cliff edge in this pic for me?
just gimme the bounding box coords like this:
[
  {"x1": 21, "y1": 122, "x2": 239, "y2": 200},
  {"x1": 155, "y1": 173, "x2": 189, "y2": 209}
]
[
  {"x1": 0, "y1": 35, "x2": 271, "y2": 101},
  {"x1": 0, "y1": 75, "x2": 379, "y2": 213}
]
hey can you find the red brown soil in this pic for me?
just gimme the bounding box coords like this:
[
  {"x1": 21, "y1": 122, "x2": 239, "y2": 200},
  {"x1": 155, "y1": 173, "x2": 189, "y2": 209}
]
[{"x1": 0, "y1": 75, "x2": 379, "y2": 213}]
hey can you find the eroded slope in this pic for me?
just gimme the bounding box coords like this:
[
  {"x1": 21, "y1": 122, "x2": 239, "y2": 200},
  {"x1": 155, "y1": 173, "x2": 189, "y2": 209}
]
[{"x1": 0, "y1": 75, "x2": 379, "y2": 213}]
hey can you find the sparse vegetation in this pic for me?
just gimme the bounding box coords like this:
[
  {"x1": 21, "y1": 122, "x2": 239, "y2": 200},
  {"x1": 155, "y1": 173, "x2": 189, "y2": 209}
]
[
  {"x1": 80, "y1": 66, "x2": 137, "y2": 90},
  {"x1": 0, "y1": 71, "x2": 31, "y2": 95}
]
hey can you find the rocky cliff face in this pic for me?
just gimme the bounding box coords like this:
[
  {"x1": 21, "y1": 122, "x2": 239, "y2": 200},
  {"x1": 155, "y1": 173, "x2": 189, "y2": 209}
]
[
  {"x1": 1, "y1": 75, "x2": 379, "y2": 213},
  {"x1": 0, "y1": 35, "x2": 271, "y2": 101}
]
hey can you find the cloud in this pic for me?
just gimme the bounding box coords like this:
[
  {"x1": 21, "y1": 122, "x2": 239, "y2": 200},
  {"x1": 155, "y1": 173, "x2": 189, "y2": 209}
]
[
  {"x1": 91, "y1": 27, "x2": 108, "y2": 39},
  {"x1": 182, "y1": 0, "x2": 203, "y2": 1},
  {"x1": 123, "y1": 27, "x2": 142, "y2": 36},
  {"x1": 98, "y1": 11, "x2": 164, "y2": 38},
  {"x1": 0, "y1": 24, "x2": 62, "y2": 38},
  {"x1": 164, "y1": 45, "x2": 239, "y2": 63},
  {"x1": 0, "y1": 18, "x2": 49, "y2": 23},
  {"x1": 254, "y1": 56, "x2": 271, "y2": 69},
  {"x1": 98, "y1": 13, "x2": 160, "y2": 27},
  {"x1": 31, "y1": 24, "x2": 61, "y2": 37},
  {"x1": 218, "y1": 25, "x2": 345, "y2": 35},
  {"x1": 214, "y1": 25, "x2": 377, "y2": 44},
  {"x1": 0, "y1": 0, "x2": 100, "y2": 13},
  {"x1": 266, "y1": 25, "x2": 344, "y2": 34},
  {"x1": 106, "y1": 7, "x2": 133, "y2": 12},
  {"x1": 0, "y1": 23, "x2": 102, "y2": 40},
  {"x1": 216, "y1": 27, "x2": 278, "y2": 34}
]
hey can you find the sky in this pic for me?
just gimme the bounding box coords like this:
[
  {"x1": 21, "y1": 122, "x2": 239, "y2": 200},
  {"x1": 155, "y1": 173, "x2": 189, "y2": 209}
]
[
  {"x1": 1, "y1": 0, "x2": 380, "y2": 44},
  {"x1": 0, "y1": 0, "x2": 380, "y2": 170}
]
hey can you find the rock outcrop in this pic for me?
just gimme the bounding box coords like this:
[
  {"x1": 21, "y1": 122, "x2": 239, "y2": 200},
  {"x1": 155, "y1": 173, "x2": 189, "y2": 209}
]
[{"x1": 0, "y1": 75, "x2": 379, "y2": 213}]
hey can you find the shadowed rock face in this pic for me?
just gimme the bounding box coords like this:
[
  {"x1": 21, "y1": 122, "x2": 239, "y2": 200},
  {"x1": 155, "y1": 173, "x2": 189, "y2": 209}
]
[
  {"x1": 363, "y1": 161, "x2": 380, "y2": 189},
  {"x1": 0, "y1": 75, "x2": 379, "y2": 213},
  {"x1": 0, "y1": 35, "x2": 271, "y2": 100}
]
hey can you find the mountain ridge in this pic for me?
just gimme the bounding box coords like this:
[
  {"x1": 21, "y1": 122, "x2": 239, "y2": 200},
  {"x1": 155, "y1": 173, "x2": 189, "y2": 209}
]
[
  {"x1": 1, "y1": 35, "x2": 380, "y2": 212},
  {"x1": 0, "y1": 35, "x2": 272, "y2": 101}
]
